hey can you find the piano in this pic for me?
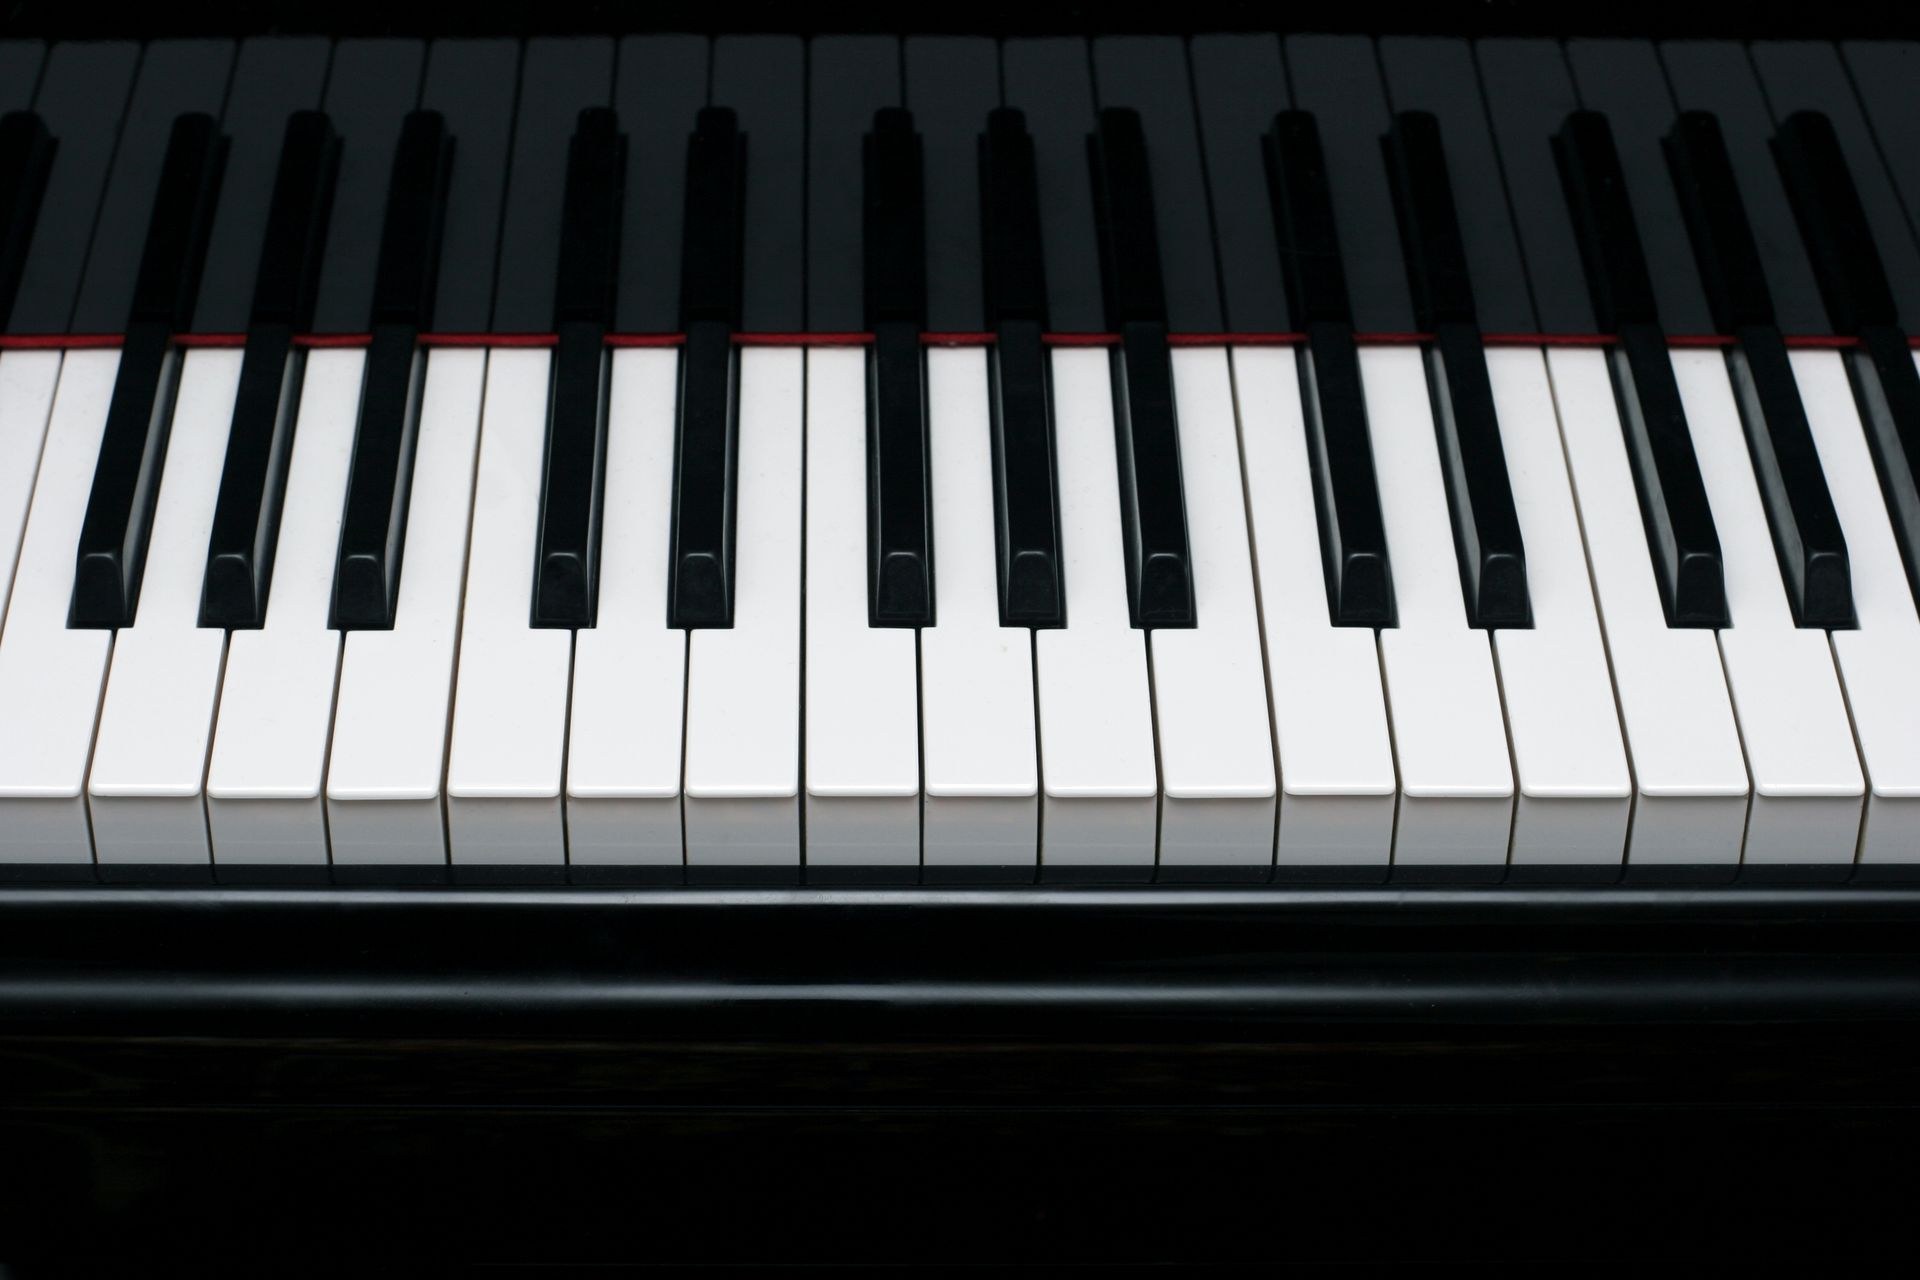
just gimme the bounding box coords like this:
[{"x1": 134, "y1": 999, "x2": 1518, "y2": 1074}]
[{"x1": 4, "y1": 5, "x2": 1920, "y2": 1264}]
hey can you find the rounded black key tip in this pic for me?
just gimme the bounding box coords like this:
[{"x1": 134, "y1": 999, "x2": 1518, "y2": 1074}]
[
  {"x1": 69, "y1": 553, "x2": 132, "y2": 631},
  {"x1": 1473, "y1": 553, "x2": 1532, "y2": 630},
  {"x1": 670, "y1": 553, "x2": 732, "y2": 630},
  {"x1": 1801, "y1": 549, "x2": 1856, "y2": 631},
  {"x1": 533, "y1": 552, "x2": 594, "y2": 629},
  {"x1": 1333, "y1": 551, "x2": 1395, "y2": 628},
  {"x1": 199, "y1": 553, "x2": 266, "y2": 630},
  {"x1": 1670, "y1": 551, "x2": 1729, "y2": 630},
  {"x1": 1003, "y1": 550, "x2": 1064, "y2": 628},
  {"x1": 872, "y1": 551, "x2": 932, "y2": 628},
  {"x1": 1136, "y1": 552, "x2": 1195, "y2": 629},
  {"x1": 332, "y1": 553, "x2": 397, "y2": 632}
]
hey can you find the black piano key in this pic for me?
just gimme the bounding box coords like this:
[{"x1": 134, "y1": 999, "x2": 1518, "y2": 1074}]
[
  {"x1": 420, "y1": 39, "x2": 519, "y2": 336},
  {"x1": 713, "y1": 36, "x2": 803, "y2": 334},
  {"x1": 1565, "y1": 40, "x2": 1715, "y2": 338},
  {"x1": 867, "y1": 321, "x2": 934, "y2": 626},
  {"x1": 1088, "y1": 109, "x2": 1168, "y2": 328},
  {"x1": 1850, "y1": 325, "x2": 1920, "y2": 611},
  {"x1": 331, "y1": 325, "x2": 425, "y2": 631},
  {"x1": 7, "y1": 42, "x2": 137, "y2": 335},
  {"x1": 1663, "y1": 110, "x2": 1778, "y2": 324},
  {"x1": 989, "y1": 320, "x2": 1064, "y2": 627},
  {"x1": 191, "y1": 37, "x2": 330, "y2": 335},
  {"x1": 1769, "y1": 112, "x2": 1896, "y2": 333},
  {"x1": 1613, "y1": 324, "x2": 1730, "y2": 628},
  {"x1": 1266, "y1": 112, "x2": 1396, "y2": 627},
  {"x1": 310, "y1": 40, "x2": 425, "y2": 335},
  {"x1": 1092, "y1": 36, "x2": 1223, "y2": 333},
  {"x1": 1727, "y1": 325, "x2": 1855, "y2": 629},
  {"x1": 532, "y1": 109, "x2": 623, "y2": 629},
  {"x1": 1666, "y1": 111, "x2": 1853, "y2": 628},
  {"x1": 1759, "y1": 44, "x2": 1920, "y2": 333},
  {"x1": 330, "y1": 112, "x2": 452, "y2": 632},
  {"x1": 808, "y1": 36, "x2": 899, "y2": 332},
  {"x1": 1661, "y1": 41, "x2": 1829, "y2": 337},
  {"x1": 1843, "y1": 42, "x2": 1920, "y2": 330},
  {"x1": 1380, "y1": 37, "x2": 1537, "y2": 335},
  {"x1": 1555, "y1": 111, "x2": 1729, "y2": 629},
  {"x1": 1428, "y1": 323, "x2": 1531, "y2": 627},
  {"x1": 1476, "y1": 40, "x2": 1598, "y2": 336},
  {"x1": 1554, "y1": 111, "x2": 1661, "y2": 328},
  {"x1": 492, "y1": 39, "x2": 614, "y2": 334},
  {"x1": 982, "y1": 109, "x2": 1064, "y2": 627},
  {"x1": 679, "y1": 108, "x2": 744, "y2": 327},
  {"x1": 1384, "y1": 112, "x2": 1531, "y2": 628},
  {"x1": 1285, "y1": 35, "x2": 1414, "y2": 334},
  {"x1": 1383, "y1": 111, "x2": 1478, "y2": 327},
  {"x1": 906, "y1": 37, "x2": 997, "y2": 334},
  {"x1": 69, "y1": 114, "x2": 226, "y2": 629},
  {"x1": 1769, "y1": 108, "x2": 1920, "y2": 611},
  {"x1": 615, "y1": 34, "x2": 707, "y2": 335},
  {"x1": 668, "y1": 109, "x2": 745, "y2": 629},
  {"x1": 1109, "y1": 322, "x2": 1194, "y2": 628},
  {"x1": 201, "y1": 111, "x2": 339, "y2": 629},
  {"x1": 863, "y1": 109, "x2": 933, "y2": 627},
  {"x1": 668, "y1": 320, "x2": 738, "y2": 628},
  {"x1": 201, "y1": 325, "x2": 302, "y2": 628},
  {"x1": 1300, "y1": 322, "x2": 1396, "y2": 626},
  {"x1": 1003, "y1": 39, "x2": 1104, "y2": 334},
  {"x1": 72, "y1": 42, "x2": 233, "y2": 336},
  {"x1": 0, "y1": 113, "x2": 56, "y2": 329},
  {"x1": 1190, "y1": 35, "x2": 1291, "y2": 334}
]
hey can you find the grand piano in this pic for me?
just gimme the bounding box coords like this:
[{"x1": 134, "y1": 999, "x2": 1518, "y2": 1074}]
[{"x1": 2, "y1": 0, "x2": 1918, "y2": 1263}]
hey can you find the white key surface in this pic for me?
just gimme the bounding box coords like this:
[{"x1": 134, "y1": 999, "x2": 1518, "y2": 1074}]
[
  {"x1": 328, "y1": 349, "x2": 485, "y2": 868},
  {"x1": 0, "y1": 350, "x2": 118, "y2": 863},
  {"x1": 1546, "y1": 348, "x2": 1749, "y2": 866},
  {"x1": 1033, "y1": 348, "x2": 1158, "y2": 869},
  {"x1": 566, "y1": 348, "x2": 686, "y2": 866},
  {"x1": 803, "y1": 347, "x2": 920, "y2": 866},
  {"x1": 1151, "y1": 348, "x2": 1275, "y2": 867},
  {"x1": 1796, "y1": 349, "x2": 1920, "y2": 864},
  {"x1": 205, "y1": 349, "x2": 360, "y2": 865},
  {"x1": 684, "y1": 348, "x2": 803, "y2": 866},
  {"x1": 0, "y1": 351, "x2": 61, "y2": 631},
  {"x1": 1486, "y1": 348, "x2": 1632, "y2": 867},
  {"x1": 920, "y1": 347, "x2": 1038, "y2": 868},
  {"x1": 1232, "y1": 347, "x2": 1396, "y2": 868},
  {"x1": 444, "y1": 348, "x2": 572, "y2": 866},
  {"x1": 88, "y1": 349, "x2": 242, "y2": 865},
  {"x1": 1363, "y1": 345, "x2": 1515, "y2": 866},
  {"x1": 1671, "y1": 349, "x2": 1863, "y2": 863}
]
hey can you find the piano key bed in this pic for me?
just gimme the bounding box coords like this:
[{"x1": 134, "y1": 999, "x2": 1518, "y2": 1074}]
[{"x1": 0, "y1": 33, "x2": 1919, "y2": 887}]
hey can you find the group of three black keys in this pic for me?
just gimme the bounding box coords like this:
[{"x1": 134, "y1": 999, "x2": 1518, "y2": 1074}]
[{"x1": 1, "y1": 90, "x2": 1914, "y2": 659}]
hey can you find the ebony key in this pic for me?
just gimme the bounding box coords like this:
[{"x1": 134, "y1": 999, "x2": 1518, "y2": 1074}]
[
  {"x1": 331, "y1": 110, "x2": 453, "y2": 631},
  {"x1": 70, "y1": 113, "x2": 227, "y2": 629},
  {"x1": 1088, "y1": 107, "x2": 1193, "y2": 629},
  {"x1": 0, "y1": 112, "x2": 54, "y2": 329},
  {"x1": 1555, "y1": 110, "x2": 1730, "y2": 629},
  {"x1": 980, "y1": 107, "x2": 1065, "y2": 628},
  {"x1": 200, "y1": 110, "x2": 340, "y2": 629}
]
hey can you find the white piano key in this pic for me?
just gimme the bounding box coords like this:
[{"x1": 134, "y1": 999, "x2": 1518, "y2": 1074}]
[
  {"x1": 1545, "y1": 349, "x2": 1748, "y2": 865},
  {"x1": 1485, "y1": 348, "x2": 1632, "y2": 868},
  {"x1": 328, "y1": 349, "x2": 485, "y2": 869},
  {"x1": 804, "y1": 346, "x2": 919, "y2": 867},
  {"x1": 1033, "y1": 348, "x2": 1158, "y2": 869},
  {"x1": 1670, "y1": 349, "x2": 1864, "y2": 863},
  {"x1": 1794, "y1": 349, "x2": 1920, "y2": 865},
  {"x1": 919, "y1": 347, "x2": 1038, "y2": 869},
  {"x1": 204, "y1": 349, "x2": 360, "y2": 866},
  {"x1": 443, "y1": 347, "x2": 572, "y2": 868},
  {"x1": 0, "y1": 351, "x2": 61, "y2": 630},
  {"x1": 566, "y1": 348, "x2": 686, "y2": 866},
  {"x1": 683, "y1": 348, "x2": 802, "y2": 865},
  {"x1": 86, "y1": 350, "x2": 242, "y2": 866},
  {"x1": 1231, "y1": 347, "x2": 1396, "y2": 868},
  {"x1": 1363, "y1": 345, "x2": 1515, "y2": 866},
  {"x1": 1152, "y1": 347, "x2": 1275, "y2": 868},
  {"x1": 0, "y1": 350, "x2": 119, "y2": 864}
]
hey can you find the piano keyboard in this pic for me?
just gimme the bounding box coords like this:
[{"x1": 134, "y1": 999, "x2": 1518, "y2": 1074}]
[{"x1": 1, "y1": 33, "x2": 1919, "y2": 885}]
